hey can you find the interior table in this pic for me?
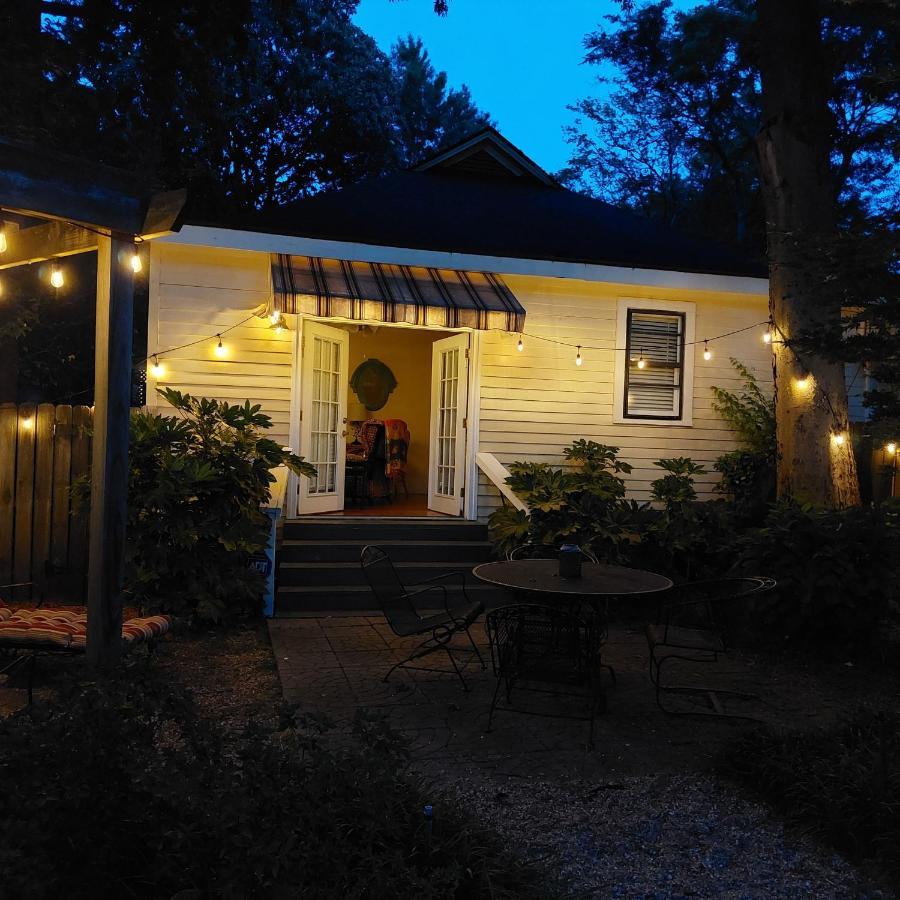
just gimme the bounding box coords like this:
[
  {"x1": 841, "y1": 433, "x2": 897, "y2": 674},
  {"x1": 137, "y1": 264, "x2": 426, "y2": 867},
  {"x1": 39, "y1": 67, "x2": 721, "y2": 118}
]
[{"x1": 472, "y1": 559, "x2": 673, "y2": 601}]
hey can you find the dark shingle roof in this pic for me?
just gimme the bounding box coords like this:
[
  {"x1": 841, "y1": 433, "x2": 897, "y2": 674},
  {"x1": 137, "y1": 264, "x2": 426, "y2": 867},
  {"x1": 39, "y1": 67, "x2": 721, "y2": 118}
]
[{"x1": 213, "y1": 130, "x2": 766, "y2": 279}]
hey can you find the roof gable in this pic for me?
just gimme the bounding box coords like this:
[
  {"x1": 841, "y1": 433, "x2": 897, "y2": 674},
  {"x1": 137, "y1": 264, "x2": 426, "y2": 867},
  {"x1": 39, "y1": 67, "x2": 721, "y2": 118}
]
[{"x1": 414, "y1": 127, "x2": 556, "y2": 186}]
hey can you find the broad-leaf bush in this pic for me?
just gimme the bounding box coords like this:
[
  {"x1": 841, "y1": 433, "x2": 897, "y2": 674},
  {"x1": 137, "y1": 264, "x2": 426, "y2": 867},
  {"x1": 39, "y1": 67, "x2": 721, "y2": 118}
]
[
  {"x1": 711, "y1": 359, "x2": 776, "y2": 519},
  {"x1": 78, "y1": 389, "x2": 316, "y2": 623},
  {"x1": 735, "y1": 501, "x2": 900, "y2": 655},
  {"x1": 0, "y1": 662, "x2": 552, "y2": 899},
  {"x1": 488, "y1": 441, "x2": 646, "y2": 560},
  {"x1": 718, "y1": 708, "x2": 900, "y2": 891}
]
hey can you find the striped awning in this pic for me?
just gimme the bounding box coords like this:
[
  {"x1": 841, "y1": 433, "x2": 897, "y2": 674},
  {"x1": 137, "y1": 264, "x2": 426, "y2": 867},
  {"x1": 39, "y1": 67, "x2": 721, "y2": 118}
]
[{"x1": 271, "y1": 254, "x2": 525, "y2": 332}]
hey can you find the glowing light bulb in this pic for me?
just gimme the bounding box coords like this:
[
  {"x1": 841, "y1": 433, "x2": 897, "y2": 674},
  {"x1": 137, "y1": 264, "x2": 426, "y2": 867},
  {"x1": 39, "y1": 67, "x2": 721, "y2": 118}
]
[
  {"x1": 636, "y1": 353, "x2": 646, "y2": 370},
  {"x1": 762, "y1": 328, "x2": 772, "y2": 344},
  {"x1": 703, "y1": 341, "x2": 712, "y2": 361},
  {"x1": 796, "y1": 375, "x2": 810, "y2": 390},
  {"x1": 0, "y1": 228, "x2": 6, "y2": 253},
  {"x1": 517, "y1": 335, "x2": 524, "y2": 352},
  {"x1": 150, "y1": 356, "x2": 164, "y2": 379},
  {"x1": 50, "y1": 263, "x2": 64, "y2": 288},
  {"x1": 21, "y1": 416, "x2": 33, "y2": 431},
  {"x1": 886, "y1": 442, "x2": 897, "y2": 455},
  {"x1": 130, "y1": 251, "x2": 142, "y2": 273},
  {"x1": 214, "y1": 336, "x2": 227, "y2": 358},
  {"x1": 575, "y1": 346, "x2": 583, "y2": 366},
  {"x1": 832, "y1": 432, "x2": 846, "y2": 447}
]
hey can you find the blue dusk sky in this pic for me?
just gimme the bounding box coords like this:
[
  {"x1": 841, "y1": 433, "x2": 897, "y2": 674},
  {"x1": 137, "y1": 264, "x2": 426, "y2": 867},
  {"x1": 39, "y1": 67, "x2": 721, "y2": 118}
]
[{"x1": 354, "y1": 1, "x2": 700, "y2": 174}]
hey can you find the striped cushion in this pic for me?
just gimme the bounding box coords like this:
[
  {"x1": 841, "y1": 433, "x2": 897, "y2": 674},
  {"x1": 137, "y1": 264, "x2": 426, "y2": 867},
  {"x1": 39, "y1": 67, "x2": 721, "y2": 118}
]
[
  {"x1": 0, "y1": 610, "x2": 171, "y2": 650},
  {"x1": 67, "y1": 615, "x2": 172, "y2": 650},
  {"x1": 0, "y1": 618, "x2": 76, "y2": 648}
]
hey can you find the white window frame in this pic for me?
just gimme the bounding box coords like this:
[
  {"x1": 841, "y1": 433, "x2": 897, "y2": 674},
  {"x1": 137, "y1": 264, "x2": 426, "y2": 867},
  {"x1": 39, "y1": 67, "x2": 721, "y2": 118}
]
[{"x1": 613, "y1": 297, "x2": 696, "y2": 427}]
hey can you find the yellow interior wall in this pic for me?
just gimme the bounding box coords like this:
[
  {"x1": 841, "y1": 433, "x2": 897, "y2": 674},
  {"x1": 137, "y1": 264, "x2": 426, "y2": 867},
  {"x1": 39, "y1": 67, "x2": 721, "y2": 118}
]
[{"x1": 346, "y1": 326, "x2": 450, "y2": 494}]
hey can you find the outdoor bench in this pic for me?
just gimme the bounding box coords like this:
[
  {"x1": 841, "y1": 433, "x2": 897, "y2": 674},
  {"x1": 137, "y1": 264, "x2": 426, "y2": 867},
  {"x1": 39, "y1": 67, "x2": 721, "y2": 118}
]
[{"x1": 0, "y1": 603, "x2": 172, "y2": 704}]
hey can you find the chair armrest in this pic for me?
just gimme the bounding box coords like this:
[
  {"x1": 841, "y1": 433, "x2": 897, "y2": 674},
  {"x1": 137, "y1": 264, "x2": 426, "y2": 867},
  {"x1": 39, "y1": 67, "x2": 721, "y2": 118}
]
[
  {"x1": 0, "y1": 581, "x2": 35, "y2": 605},
  {"x1": 660, "y1": 597, "x2": 717, "y2": 640},
  {"x1": 403, "y1": 583, "x2": 449, "y2": 617},
  {"x1": 413, "y1": 570, "x2": 470, "y2": 617}
]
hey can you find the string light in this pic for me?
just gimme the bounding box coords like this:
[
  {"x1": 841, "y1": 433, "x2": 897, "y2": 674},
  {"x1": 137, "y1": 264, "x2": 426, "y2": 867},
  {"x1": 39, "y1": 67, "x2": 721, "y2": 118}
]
[
  {"x1": 575, "y1": 346, "x2": 583, "y2": 366},
  {"x1": 832, "y1": 432, "x2": 846, "y2": 447},
  {"x1": 517, "y1": 335, "x2": 524, "y2": 352},
  {"x1": 149, "y1": 356, "x2": 164, "y2": 379},
  {"x1": 762, "y1": 326, "x2": 772, "y2": 344},
  {"x1": 130, "y1": 250, "x2": 142, "y2": 273},
  {"x1": 50, "y1": 263, "x2": 64, "y2": 289},
  {"x1": 21, "y1": 415, "x2": 33, "y2": 431},
  {"x1": 703, "y1": 341, "x2": 712, "y2": 361},
  {"x1": 886, "y1": 442, "x2": 896, "y2": 455},
  {"x1": 0, "y1": 227, "x2": 6, "y2": 253},
  {"x1": 795, "y1": 373, "x2": 810, "y2": 390},
  {"x1": 636, "y1": 351, "x2": 646, "y2": 370},
  {"x1": 214, "y1": 335, "x2": 227, "y2": 358}
]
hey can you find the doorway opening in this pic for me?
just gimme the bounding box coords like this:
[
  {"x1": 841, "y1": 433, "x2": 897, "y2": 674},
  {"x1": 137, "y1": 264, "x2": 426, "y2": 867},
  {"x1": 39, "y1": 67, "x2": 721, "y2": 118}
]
[{"x1": 295, "y1": 320, "x2": 472, "y2": 518}]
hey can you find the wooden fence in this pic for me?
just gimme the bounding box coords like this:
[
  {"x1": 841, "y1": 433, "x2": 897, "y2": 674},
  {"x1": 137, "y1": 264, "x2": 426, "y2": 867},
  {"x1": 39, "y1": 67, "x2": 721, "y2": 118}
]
[{"x1": 0, "y1": 403, "x2": 92, "y2": 601}]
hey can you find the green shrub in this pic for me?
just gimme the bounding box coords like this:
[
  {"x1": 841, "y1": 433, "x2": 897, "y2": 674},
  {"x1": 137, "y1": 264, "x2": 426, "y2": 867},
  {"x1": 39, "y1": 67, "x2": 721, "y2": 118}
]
[
  {"x1": 488, "y1": 441, "x2": 645, "y2": 561},
  {"x1": 642, "y1": 457, "x2": 729, "y2": 579},
  {"x1": 0, "y1": 663, "x2": 552, "y2": 899},
  {"x1": 735, "y1": 501, "x2": 900, "y2": 655},
  {"x1": 718, "y1": 708, "x2": 900, "y2": 890},
  {"x1": 78, "y1": 389, "x2": 316, "y2": 623},
  {"x1": 711, "y1": 359, "x2": 776, "y2": 517}
]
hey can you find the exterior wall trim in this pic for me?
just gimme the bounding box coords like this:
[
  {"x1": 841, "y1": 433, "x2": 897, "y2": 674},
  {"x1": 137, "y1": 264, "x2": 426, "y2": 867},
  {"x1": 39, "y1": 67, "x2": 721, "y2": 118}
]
[{"x1": 162, "y1": 225, "x2": 769, "y2": 297}]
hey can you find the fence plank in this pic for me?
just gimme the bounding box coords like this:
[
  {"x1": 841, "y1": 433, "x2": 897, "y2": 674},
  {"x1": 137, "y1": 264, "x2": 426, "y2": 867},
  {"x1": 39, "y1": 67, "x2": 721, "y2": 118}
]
[
  {"x1": 68, "y1": 405, "x2": 92, "y2": 585},
  {"x1": 32, "y1": 404, "x2": 55, "y2": 593},
  {"x1": 13, "y1": 403, "x2": 36, "y2": 599},
  {"x1": 50, "y1": 405, "x2": 73, "y2": 571},
  {"x1": 0, "y1": 404, "x2": 16, "y2": 586}
]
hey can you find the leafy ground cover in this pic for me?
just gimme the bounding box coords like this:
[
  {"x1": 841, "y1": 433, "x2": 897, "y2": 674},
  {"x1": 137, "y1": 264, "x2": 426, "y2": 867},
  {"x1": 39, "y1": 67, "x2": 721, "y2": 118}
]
[{"x1": 0, "y1": 625, "x2": 553, "y2": 900}]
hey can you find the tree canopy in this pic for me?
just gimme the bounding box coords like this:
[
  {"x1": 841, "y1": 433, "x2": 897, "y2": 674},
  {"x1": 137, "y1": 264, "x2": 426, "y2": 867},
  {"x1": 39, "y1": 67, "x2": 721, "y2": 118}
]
[
  {"x1": 1, "y1": 0, "x2": 490, "y2": 217},
  {"x1": 561, "y1": 0, "x2": 897, "y2": 255}
]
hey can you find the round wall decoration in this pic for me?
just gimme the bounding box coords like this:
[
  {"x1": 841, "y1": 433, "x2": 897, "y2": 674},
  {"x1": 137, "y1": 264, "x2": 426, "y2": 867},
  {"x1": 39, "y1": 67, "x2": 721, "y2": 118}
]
[{"x1": 350, "y1": 358, "x2": 398, "y2": 411}]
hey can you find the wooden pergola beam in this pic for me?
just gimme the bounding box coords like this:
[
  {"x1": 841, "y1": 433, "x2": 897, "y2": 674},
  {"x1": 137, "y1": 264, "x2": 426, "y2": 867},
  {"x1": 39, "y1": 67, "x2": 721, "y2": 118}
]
[
  {"x1": 0, "y1": 220, "x2": 98, "y2": 270},
  {"x1": 86, "y1": 233, "x2": 133, "y2": 666}
]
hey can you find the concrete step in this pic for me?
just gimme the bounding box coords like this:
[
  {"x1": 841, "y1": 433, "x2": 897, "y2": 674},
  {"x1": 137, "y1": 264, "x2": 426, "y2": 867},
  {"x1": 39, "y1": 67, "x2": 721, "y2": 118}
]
[
  {"x1": 282, "y1": 518, "x2": 488, "y2": 543},
  {"x1": 278, "y1": 559, "x2": 490, "y2": 588},
  {"x1": 279, "y1": 539, "x2": 495, "y2": 564},
  {"x1": 275, "y1": 581, "x2": 513, "y2": 614}
]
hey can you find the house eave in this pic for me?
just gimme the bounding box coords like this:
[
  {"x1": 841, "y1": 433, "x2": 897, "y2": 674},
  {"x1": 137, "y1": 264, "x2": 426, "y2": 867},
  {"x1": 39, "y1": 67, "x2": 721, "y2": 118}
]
[{"x1": 159, "y1": 224, "x2": 770, "y2": 296}]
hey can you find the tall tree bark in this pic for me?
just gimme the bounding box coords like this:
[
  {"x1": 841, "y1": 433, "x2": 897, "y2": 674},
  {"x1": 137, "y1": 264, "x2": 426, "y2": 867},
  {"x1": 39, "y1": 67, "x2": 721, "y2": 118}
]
[{"x1": 755, "y1": 0, "x2": 860, "y2": 508}]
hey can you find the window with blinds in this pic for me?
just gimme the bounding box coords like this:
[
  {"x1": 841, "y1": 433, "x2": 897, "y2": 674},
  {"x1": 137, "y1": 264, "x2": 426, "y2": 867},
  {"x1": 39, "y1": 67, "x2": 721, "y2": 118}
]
[{"x1": 623, "y1": 310, "x2": 685, "y2": 419}]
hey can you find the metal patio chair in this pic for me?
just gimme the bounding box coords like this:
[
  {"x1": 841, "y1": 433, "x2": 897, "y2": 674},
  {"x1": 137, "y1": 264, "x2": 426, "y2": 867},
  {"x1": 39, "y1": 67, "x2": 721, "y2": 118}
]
[
  {"x1": 485, "y1": 603, "x2": 609, "y2": 750},
  {"x1": 507, "y1": 543, "x2": 599, "y2": 563},
  {"x1": 360, "y1": 546, "x2": 485, "y2": 691},
  {"x1": 646, "y1": 576, "x2": 776, "y2": 718},
  {"x1": 506, "y1": 542, "x2": 614, "y2": 682}
]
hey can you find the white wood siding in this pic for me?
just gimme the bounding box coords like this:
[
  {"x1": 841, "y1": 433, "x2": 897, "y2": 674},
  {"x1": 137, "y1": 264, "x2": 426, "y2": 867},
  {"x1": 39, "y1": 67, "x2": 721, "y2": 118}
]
[
  {"x1": 147, "y1": 244, "x2": 295, "y2": 446},
  {"x1": 476, "y1": 275, "x2": 771, "y2": 518}
]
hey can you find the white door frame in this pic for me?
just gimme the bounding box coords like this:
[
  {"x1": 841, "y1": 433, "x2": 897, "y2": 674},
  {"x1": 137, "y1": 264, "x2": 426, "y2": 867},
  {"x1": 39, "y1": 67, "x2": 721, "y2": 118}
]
[
  {"x1": 296, "y1": 319, "x2": 349, "y2": 514},
  {"x1": 427, "y1": 332, "x2": 470, "y2": 516},
  {"x1": 287, "y1": 315, "x2": 481, "y2": 520}
]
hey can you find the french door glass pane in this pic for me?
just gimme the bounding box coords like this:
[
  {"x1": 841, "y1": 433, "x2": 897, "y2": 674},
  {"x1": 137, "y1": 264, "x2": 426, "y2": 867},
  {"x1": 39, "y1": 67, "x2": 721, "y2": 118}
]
[{"x1": 309, "y1": 335, "x2": 341, "y2": 496}]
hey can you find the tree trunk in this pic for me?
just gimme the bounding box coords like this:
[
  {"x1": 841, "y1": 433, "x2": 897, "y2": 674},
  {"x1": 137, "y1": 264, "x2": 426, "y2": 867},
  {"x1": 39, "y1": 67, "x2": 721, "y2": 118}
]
[{"x1": 755, "y1": 0, "x2": 860, "y2": 508}]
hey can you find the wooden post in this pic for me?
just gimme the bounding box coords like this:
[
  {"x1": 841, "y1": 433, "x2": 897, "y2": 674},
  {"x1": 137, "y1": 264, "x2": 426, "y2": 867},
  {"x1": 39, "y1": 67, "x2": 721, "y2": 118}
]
[{"x1": 86, "y1": 235, "x2": 133, "y2": 666}]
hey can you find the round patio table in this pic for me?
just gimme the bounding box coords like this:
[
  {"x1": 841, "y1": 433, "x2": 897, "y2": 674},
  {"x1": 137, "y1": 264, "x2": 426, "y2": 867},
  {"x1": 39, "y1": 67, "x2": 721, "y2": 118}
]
[{"x1": 472, "y1": 560, "x2": 673, "y2": 600}]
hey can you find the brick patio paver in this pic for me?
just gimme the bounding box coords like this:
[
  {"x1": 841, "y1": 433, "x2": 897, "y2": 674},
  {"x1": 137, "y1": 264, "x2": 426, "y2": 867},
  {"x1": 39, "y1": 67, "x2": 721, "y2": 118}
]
[{"x1": 268, "y1": 615, "x2": 776, "y2": 780}]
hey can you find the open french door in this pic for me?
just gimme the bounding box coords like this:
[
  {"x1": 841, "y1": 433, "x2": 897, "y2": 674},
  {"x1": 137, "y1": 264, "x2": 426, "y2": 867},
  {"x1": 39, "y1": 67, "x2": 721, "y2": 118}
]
[
  {"x1": 298, "y1": 320, "x2": 349, "y2": 514},
  {"x1": 428, "y1": 333, "x2": 470, "y2": 516}
]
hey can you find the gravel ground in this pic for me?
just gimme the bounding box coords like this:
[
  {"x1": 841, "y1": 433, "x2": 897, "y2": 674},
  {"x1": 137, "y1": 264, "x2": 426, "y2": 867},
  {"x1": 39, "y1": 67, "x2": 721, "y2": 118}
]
[{"x1": 448, "y1": 771, "x2": 890, "y2": 899}]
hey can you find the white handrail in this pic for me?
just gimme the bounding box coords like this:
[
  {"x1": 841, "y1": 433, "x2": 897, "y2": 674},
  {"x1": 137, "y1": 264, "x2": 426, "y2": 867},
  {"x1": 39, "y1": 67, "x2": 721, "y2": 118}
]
[{"x1": 476, "y1": 451, "x2": 529, "y2": 513}]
